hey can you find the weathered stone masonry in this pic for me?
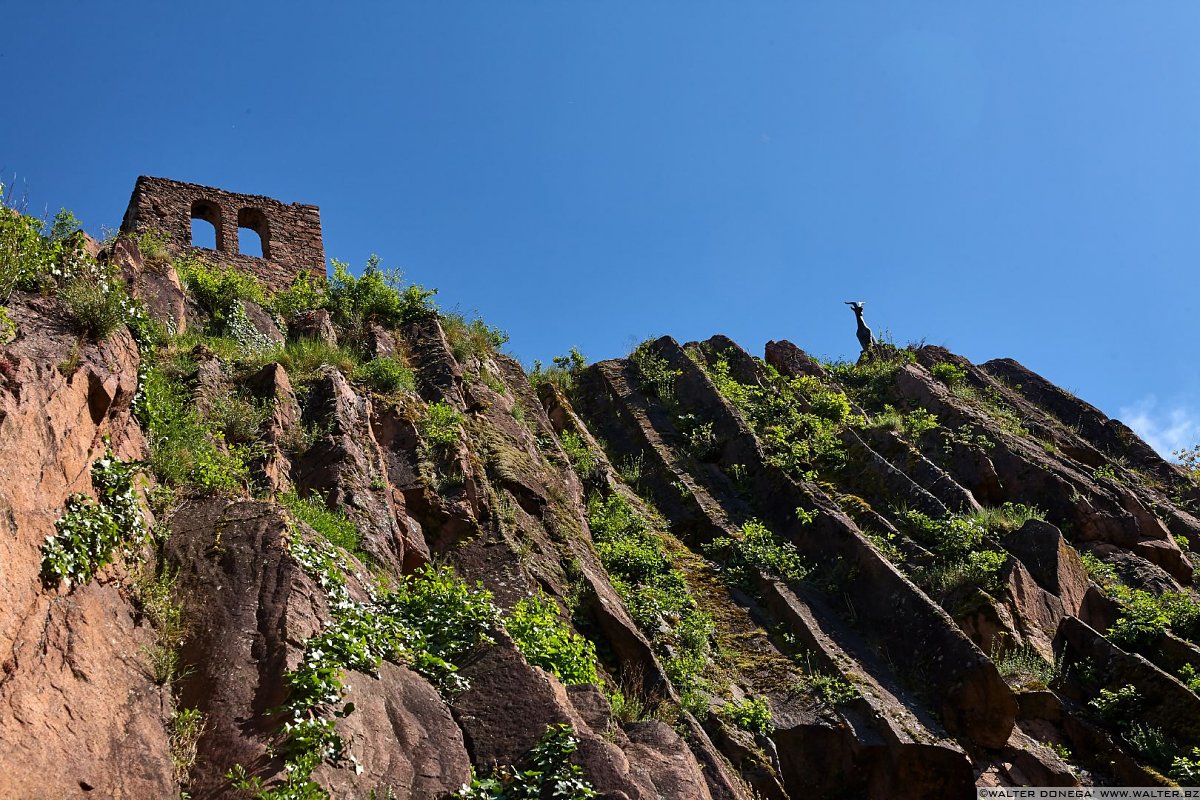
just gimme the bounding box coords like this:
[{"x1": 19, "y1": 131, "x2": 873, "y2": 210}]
[{"x1": 121, "y1": 176, "x2": 325, "y2": 291}]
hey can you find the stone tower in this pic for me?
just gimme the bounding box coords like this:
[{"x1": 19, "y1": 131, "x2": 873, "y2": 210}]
[{"x1": 120, "y1": 176, "x2": 325, "y2": 291}]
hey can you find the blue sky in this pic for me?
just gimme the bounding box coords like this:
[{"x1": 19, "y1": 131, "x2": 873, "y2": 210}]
[{"x1": 4, "y1": 3, "x2": 1199, "y2": 456}]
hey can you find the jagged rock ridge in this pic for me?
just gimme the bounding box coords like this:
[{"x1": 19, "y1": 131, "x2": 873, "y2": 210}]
[{"x1": 1, "y1": 210, "x2": 1199, "y2": 798}]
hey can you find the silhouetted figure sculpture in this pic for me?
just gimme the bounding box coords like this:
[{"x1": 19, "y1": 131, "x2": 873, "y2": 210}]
[{"x1": 845, "y1": 301, "x2": 875, "y2": 355}]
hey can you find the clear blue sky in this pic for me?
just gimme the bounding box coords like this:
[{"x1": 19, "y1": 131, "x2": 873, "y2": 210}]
[{"x1": 4, "y1": 3, "x2": 1199, "y2": 455}]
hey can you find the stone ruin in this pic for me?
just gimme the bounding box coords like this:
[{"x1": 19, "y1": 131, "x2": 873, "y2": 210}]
[{"x1": 120, "y1": 176, "x2": 325, "y2": 291}]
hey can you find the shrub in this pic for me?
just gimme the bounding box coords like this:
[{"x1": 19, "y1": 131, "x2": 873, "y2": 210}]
[
  {"x1": 1080, "y1": 551, "x2": 1119, "y2": 587},
  {"x1": 41, "y1": 453, "x2": 148, "y2": 587},
  {"x1": 931, "y1": 361, "x2": 967, "y2": 387},
  {"x1": 205, "y1": 393, "x2": 271, "y2": 445},
  {"x1": 705, "y1": 519, "x2": 809, "y2": 587},
  {"x1": 134, "y1": 228, "x2": 172, "y2": 268},
  {"x1": 271, "y1": 271, "x2": 330, "y2": 321},
  {"x1": 807, "y1": 671, "x2": 857, "y2": 707},
  {"x1": 825, "y1": 347, "x2": 915, "y2": 410},
  {"x1": 586, "y1": 492, "x2": 712, "y2": 697},
  {"x1": 630, "y1": 341, "x2": 681, "y2": 403},
  {"x1": 677, "y1": 414, "x2": 719, "y2": 461},
  {"x1": 422, "y1": 401, "x2": 463, "y2": 451},
  {"x1": 327, "y1": 255, "x2": 437, "y2": 331},
  {"x1": 0, "y1": 201, "x2": 60, "y2": 297},
  {"x1": 136, "y1": 365, "x2": 251, "y2": 494},
  {"x1": 1089, "y1": 684, "x2": 1142, "y2": 728},
  {"x1": 268, "y1": 337, "x2": 360, "y2": 382},
  {"x1": 282, "y1": 490, "x2": 361, "y2": 553},
  {"x1": 530, "y1": 347, "x2": 586, "y2": 394},
  {"x1": 506, "y1": 591, "x2": 599, "y2": 686},
  {"x1": 722, "y1": 696, "x2": 772, "y2": 736},
  {"x1": 991, "y1": 640, "x2": 1064, "y2": 691},
  {"x1": 559, "y1": 430, "x2": 600, "y2": 480},
  {"x1": 176, "y1": 255, "x2": 265, "y2": 323},
  {"x1": 352, "y1": 356, "x2": 415, "y2": 394},
  {"x1": 454, "y1": 724, "x2": 597, "y2": 799},
  {"x1": 169, "y1": 707, "x2": 205, "y2": 784},
  {"x1": 0, "y1": 306, "x2": 14, "y2": 345},
  {"x1": 442, "y1": 312, "x2": 509, "y2": 362}
]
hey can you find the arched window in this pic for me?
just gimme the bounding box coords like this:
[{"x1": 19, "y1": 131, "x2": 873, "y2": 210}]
[
  {"x1": 237, "y1": 207, "x2": 270, "y2": 258},
  {"x1": 191, "y1": 200, "x2": 223, "y2": 250}
]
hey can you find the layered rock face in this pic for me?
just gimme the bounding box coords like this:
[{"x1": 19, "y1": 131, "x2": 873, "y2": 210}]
[{"x1": 2, "y1": 228, "x2": 1200, "y2": 799}]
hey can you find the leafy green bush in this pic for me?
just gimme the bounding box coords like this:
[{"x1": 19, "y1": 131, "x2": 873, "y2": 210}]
[
  {"x1": 422, "y1": 401, "x2": 463, "y2": 450},
  {"x1": 0, "y1": 200, "x2": 61, "y2": 297},
  {"x1": 630, "y1": 341, "x2": 681, "y2": 403},
  {"x1": 134, "y1": 228, "x2": 172, "y2": 268},
  {"x1": 559, "y1": 430, "x2": 600, "y2": 480},
  {"x1": 41, "y1": 454, "x2": 148, "y2": 586},
  {"x1": 271, "y1": 538, "x2": 499, "y2": 796},
  {"x1": 454, "y1": 724, "x2": 597, "y2": 799},
  {"x1": 271, "y1": 271, "x2": 330, "y2": 321},
  {"x1": 1088, "y1": 683, "x2": 1142, "y2": 728},
  {"x1": 677, "y1": 413, "x2": 719, "y2": 461},
  {"x1": 327, "y1": 255, "x2": 437, "y2": 331},
  {"x1": 530, "y1": 347, "x2": 586, "y2": 394},
  {"x1": 352, "y1": 356, "x2": 415, "y2": 394},
  {"x1": 168, "y1": 707, "x2": 205, "y2": 784},
  {"x1": 136, "y1": 365, "x2": 251, "y2": 494},
  {"x1": 506, "y1": 591, "x2": 599, "y2": 686},
  {"x1": 442, "y1": 312, "x2": 509, "y2": 362},
  {"x1": 705, "y1": 355, "x2": 860, "y2": 479},
  {"x1": 586, "y1": 492, "x2": 712, "y2": 698},
  {"x1": 705, "y1": 519, "x2": 809, "y2": 587},
  {"x1": 807, "y1": 671, "x2": 858, "y2": 707},
  {"x1": 1108, "y1": 586, "x2": 1200, "y2": 648},
  {"x1": 176, "y1": 255, "x2": 266, "y2": 324},
  {"x1": 931, "y1": 361, "x2": 967, "y2": 387},
  {"x1": 282, "y1": 491, "x2": 361, "y2": 553},
  {"x1": 722, "y1": 696, "x2": 773, "y2": 736},
  {"x1": 0, "y1": 306, "x2": 14, "y2": 344},
  {"x1": 826, "y1": 347, "x2": 915, "y2": 410},
  {"x1": 1080, "y1": 551, "x2": 1119, "y2": 587}
]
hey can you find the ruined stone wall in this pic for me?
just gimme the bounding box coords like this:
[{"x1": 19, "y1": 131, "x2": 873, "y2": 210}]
[{"x1": 120, "y1": 176, "x2": 325, "y2": 291}]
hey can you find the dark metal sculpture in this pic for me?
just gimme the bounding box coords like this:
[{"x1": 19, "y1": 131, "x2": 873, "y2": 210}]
[{"x1": 844, "y1": 301, "x2": 875, "y2": 354}]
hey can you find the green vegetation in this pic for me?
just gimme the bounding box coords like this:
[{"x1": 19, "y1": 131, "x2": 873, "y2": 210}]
[
  {"x1": 704, "y1": 519, "x2": 809, "y2": 587},
  {"x1": 1092, "y1": 464, "x2": 1119, "y2": 483},
  {"x1": 133, "y1": 564, "x2": 188, "y2": 685},
  {"x1": 281, "y1": 491, "x2": 361, "y2": 554},
  {"x1": 442, "y1": 311, "x2": 509, "y2": 362},
  {"x1": 825, "y1": 345, "x2": 916, "y2": 411},
  {"x1": 176, "y1": 255, "x2": 266, "y2": 326},
  {"x1": 249, "y1": 533, "x2": 500, "y2": 799},
  {"x1": 630, "y1": 340, "x2": 681, "y2": 403},
  {"x1": 206, "y1": 393, "x2": 271, "y2": 445},
  {"x1": 807, "y1": 671, "x2": 858, "y2": 707},
  {"x1": 1179, "y1": 664, "x2": 1200, "y2": 694},
  {"x1": 169, "y1": 707, "x2": 205, "y2": 785},
  {"x1": 990, "y1": 640, "x2": 1064, "y2": 691},
  {"x1": 722, "y1": 696, "x2": 773, "y2": 736},
  {"x1": 1, "y1": 195, "x2": 71, "y2": 297},
  {"x1": 327, "y1": 255, "x2": 437, "y2": 333},
  {"x1": 41, "y1": 453, "x2": 148, "y2": 587},
  {"x1": 1108, "y1": 586, "x2": 1200, "y2": 649},
  {"x1": 1088, "y1": 683, "x2": 1142, "y2": 727},
  {"x1": 271, "y1": 338, "x2": 360, "y2": 381},
  {"x1": 586, "y1": 492, "x2": 713, "y2": 707},
  {"x1": 272, "y1": 271, "x2": 330, "y2": 321},
  {"x1": 1080, "y1": 551, "x2": 1119, "y2": 587},
  {"x1": 136, "y1": 363, "x2": 252, "y2": 494},
  {"x1": 961, "y1": 502, "x2": 1046, "y2": 534},
  {"x1": 867, "y1": 404, "x2": 939, "y2": 440},
  {"x1": 558, "y1": 430, "x2": 600, "y2": 481},
  {"x1": 351, "y1": 355, "x2": 414, "y2": 394},
  {"x1": 705, "y1": 354, "x2": 861, "y2": 480},
  {"x1": 453, "y1": 724, "x2": 597, "y2": 800},
  {"x1": 895, "y1": 508, "x2": 1007, "y2": 594},
  {"x1": 930, "y1": 361, "x2": 967, "y2": 387},
  {"x1": 530, "y1": 347, "x2": 586, "y2": 394},
  {"x1": 422, "y1": 401, "x2": 463, "y2": 451},
  {"x1": 506, "y1": 591, "x2": 599, "y2": 686}
]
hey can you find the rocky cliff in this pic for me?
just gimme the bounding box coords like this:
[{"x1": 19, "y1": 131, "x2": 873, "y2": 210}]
[{"x1": 2, "y1": 213, "x2": 1200, "y2": 799}]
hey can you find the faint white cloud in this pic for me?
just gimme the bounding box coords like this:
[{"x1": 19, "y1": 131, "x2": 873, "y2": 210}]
[{"x1": 1118, "y1": 395, "x2": 1200, "y2": 459}]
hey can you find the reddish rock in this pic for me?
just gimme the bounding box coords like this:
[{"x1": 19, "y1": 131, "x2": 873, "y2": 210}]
[{"x1": 288, "y1": 308, "x2": 337, "y2": 346}]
